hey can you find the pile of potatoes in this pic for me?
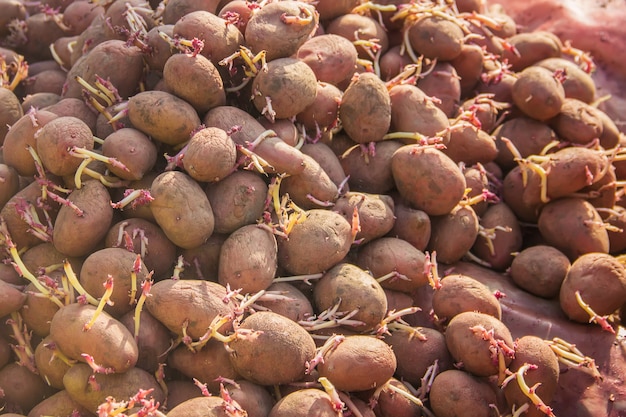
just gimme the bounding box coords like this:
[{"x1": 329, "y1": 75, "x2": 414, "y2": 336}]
[{"x1": 1, "y1": 0, "x2": 626, "y2": 416}]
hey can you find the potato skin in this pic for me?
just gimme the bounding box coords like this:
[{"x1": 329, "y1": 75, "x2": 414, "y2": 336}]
[
  {"x1": 509, "y1": 245, "x2": 570, "y2": 298},
  {"x1": 49, "y1": 303, "x2": 139, "y2": 372},
  {"x1": 166, "y1": 396, "x2": 237, "y2": 417},
  {"x1": 227, "y1": 311, "x2": 316, "y2": 386},
  {"x1": 429, "y1": 369, "x2": 498, "y2": 417},
  {"x1": 150, "y1": 170, "x2": 215, "y2": 249},
  {"x1": 432, "y1": 274, "x2": 502, "y2": 321},
  {"x1": 0, "y1": 363, "x2": 53, "y2": 415},
  {"x1": 268, "y1": 388, "x2": 337, "y2": 417},
  {"x1": 317, "y1": 335, "x2": 396, "y2": 392},
  {"x1": 391, "y1": 145, "x2": 466, "y2": 216},
  {"x1": 427, "y1": 204, "x2": 479, "y2": 264},
  {"x1": 512, "y1": 66, "x2": 565, "y2": 121}
]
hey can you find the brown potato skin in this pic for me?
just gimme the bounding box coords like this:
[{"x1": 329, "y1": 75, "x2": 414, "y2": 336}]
[
  {"x1": 0, "y1": 88, "x2": 23, "y2": 146},
  {"x1": 432, "y1": 274, "x2": 502, "y2": 321},
  {"x1": 277, "y1": 209, "x2": 352, "y2": 275},
  {"x1": 388, "y1": 203, "x2": 431, "y2": 252},
  {"x1": 313, "y1": 263, "x2": 388, "y2": 332},
  {"x1": 559, "y1": 252, "x2": 626, "y2": 323},
  {"x1": 227, "y1": 311, "x2": 316, "y2": 386},
  {"x1": 471, "y1": 202, "x2": 523, "y2": 271},
  {"x1": 34, "y1": 335, "x2": 73, "y2": 389},
  {"x1": 101, "y1": 127, "x2": 157, "y2": 181},
  {"x1": 145, "y1": 279, "x2": 236, "y2": 339},
  {"x1": 317, "y1": 335, "x2": 396, "y2": 392},
  {"x1": 512, "y1": 66, "x2": 565, "y2": 121},
  {"x1": 340, "y1": 140, "x2": 402, "y2": 195},
  {"x1": 26, "y1": 389, "x2": 93, "y2": 417},
  {"x1": 254, "y1": 282, "x2": 314, "y2": 323},
  {"x1": 218, "y1": 224, "x2": 278, "y2": 294},
  {"x1": 268, "y1": 388, "x2": 336, "y2": 417},
  {"x1": 0, "y1": 278, "x2": 27, "y2": 317},
  {"x1": 53, "y1": 180, "x2": 113, "y2": 257},
  {"x1": 182, "y1": 126, "x2": 237, "y2": 183},
  {"x1": 119, "y1": 309, "x2": 171, "y2": 373},
  {"x1": 296, "y1": 34, "x2": 358, "y2": 87},
  {"x1": 167, "y1": 396, "x2": 240, "y2": 417},
  {"x1": 429, "y1": 369, "x2": 498, "y2": 417},
  {"x1": 150, "y1": 170, "x2": 215, "y2": 249},
  {"x1": 428, "y1": 204, "x2": 479, "y2": 264},
  {"x1": 509, "y1": 245, "x2": 570, "y2": 298},
  {"x1": 356, "y1": 237, "x2": 428, "y2": 293},
  {"x1": 445, "y1": 311, "x2": 514, "y2": 377},
  {"x1": 408, "y1": 15, "x2": 464, "y2": 61},
  {"x1": 49, "y1": 303, "x2": 139, "y2": 372},
  {"x1": 392, "y1": 145, "x2": 466, "y2": 216},
  {"x1": 280, "y1": 154, "x2": 339, "y2": 209},
  {"x1": 63, "y1": 363, "x2": 165, "y2": 413},
  {"x1": 332, "y1": 192, "x2": 395, "y2": 244},
  {"x1": 0, "y1": 363, "x2": 54, "y2": 415}
]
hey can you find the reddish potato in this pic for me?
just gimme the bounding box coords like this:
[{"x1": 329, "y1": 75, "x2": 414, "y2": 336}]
[
  {"x1": 182, "y1": 126, "x2": 237, "y2": 183},
  {"x1": 101, "y1": 127, "x2": 157, "y2": 181},
  {"x1": 428, "y1": 204, "x2": 479, "y2": 264},
  {"x1": 332, "y1": 192, "x2": 395, "y2": 244},
  {"x1": 296, "y1": 34, "x2": 358, "y2": 86},
  {"x1": 429, "y1": 369, "x2": 498, "y2": 417},
  {"x1": 509, "y1": 245, "x2": 570, "y2": 298},
  {"x1": 512, "y1": 66, "x2": 565, "y2": 121},
  {"x1": 432, "y1": 274, "x2": 502, "y2": 321}
]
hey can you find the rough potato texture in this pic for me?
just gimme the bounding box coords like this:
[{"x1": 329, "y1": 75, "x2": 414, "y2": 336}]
[
  {"x1": 268, "y1": 389, "x2": 337, "y2": 417},
  {"x1": 432, "y1": 274, "x2": 502, "y2": 321},
  {"x1": 150, "y1": 170, "x2": 214, "y2": 249},
  {"x1": 429, "y1": 370, "x2": 498, "y2": 417},
  {"x1": 227, "y1": 311, "x2": 316, "y2": 386}
]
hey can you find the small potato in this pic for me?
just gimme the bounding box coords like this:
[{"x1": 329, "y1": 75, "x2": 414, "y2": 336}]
[
  {"x1": 313, "y1": 263, "x2": 388, "y2": 332},
  {"x1": 300, "y1": 142, "x2": 347, "y2": 190},
  {"x1": 471, "y1": 202, "x2": 523, "y2": 271},
  {"x1": 49, "y1": 303, "x2": 139, "y2": 372},
  {"x1": 356, "y1": 237, "x2": 428, "y2": 293},
  {"x1": 63, "y1": 363, "x2": 165, "y2": 413},
  {"x1": 277, "y1": 154, "x2": 339, "y2": 209},
  {"x1": 374, "y1": 379, "x2": 424, "y2": 417},
  {"x1": 509, "y1": 245, "x2": 570, "y2": 298},
  {"x1": 34, "y1": 336, "x2": 72, "y2": 389},
  {"x1": 391, "y1": 145, "x2": 466, "y2": 216},
  {"x1": 254, "y1": 282, "x2": 314, "y2": 323},
  {"x1": 536, "y1": 57, "x2": 596, "y2": 103},
  {"x1": 178, "y1": 234, "x2": 226, "y2": 281},
  {"x1": 119, "y1": 309, "x2": 172, "y2": 373},
  {"x1": 0, "y1": 106, "x2": 51, "y2": 175},
  {"x1": 218, "y1": 224, "x2": 278, "y2": 294},
  {"x1": 278, "y1": 209, "x2": 353, "y2": 275},
  {"x1": 503, "y1": 336, "x2": 560, "y2": 417},
  {"x1": 53, "y1": 180, "x2": 113, "y2": 257},
  {"x1": 339, "y1": 72, "x2": 391, "y2": 143},
  {"x1": 493, "y1": 116, "x2": 557, "y2": 171},
  {"x1": 428, "y1": 204, "x2": 479, "y2": 264},
  {"x1": 162, "y1": 0, "x2": 221, "y2": 24},
  {"x1": 296, "y1": 82, "x2": 342, "y2": 131},
  {"x1": 418, "y1": 62, "x2": 462, "y2": 117},
  {"x1": 0, "y1": 278, "x2": 26, "y2": 317},
  {"x1": 145, "y1": 279, "x2": 236, "y2": 339},
  {"x1": 389, "y1": 203, "x2": 432, "y2": 252},
  {"x1": 296, "y1": 34, "x2": 358, "y2": 86},
  {"x1": 559, "y1": 252, "x2": 626, "y2": 324},
  {"x1": 268, "y1": 388, "x2": 338, "y2": 417},
  {"x1": 245, "y1": 1, "x2": 318, "y2": 61},
  {"x1": 127, "y1": 90, "x2": 201, "y2": 147},
  {"x1": 26, "y1": 390, "x2": 92, "y2": 417},
  {"x1": 167, "y1": 396, "x2": 241, "y2": 417},
  {"x1": 450, "y1": 43, "x2": 485, "y2": 96},
  {"x1": 0, "y1": 363, "x2": 53, "y2": 415},
  {"x1": 445, "y1": 311, "x2": 514, "y2": 377},
  {"x1": 317, "y1": 335, "x2": 396, "y2": 392},
  {"x1": 205, "y1": 170, "x2": 268, "y2": 234},
  {"x1": 227, "y1": 311, "x2": 316, "y2": 386},
  {"x1": 0, "y1": 87, "x2": 23, "y2": 145},
  {"x1": 389, "y1": 84, "x2": 450, "y2": 143},
  {"x1": 163, "y1": 52, "x2": 225, "y2": 114},
  {"x1": 550, "y1": 98, "x2": 604, "y2": 145},
  {"x1": 537, "y1": 197, "x2": 609, "y2": 260},
  {"x1": 432, "y1": 274, "x2": 502, "y2": 321},
  {"x1": 442, "y1": 121, "x2": 498, "y2": 165},
  {"x1": 340, "y1": 140, "x2": 403, "y2": 195},
  {"x1": 385, "y1": 327, "x2": 453, "y2": 386},
  {"x1": 512, "y1": 66, "x2": 565, "y2": 121},
  {"x1": 408, "y1": 15, "x2": 464, "y2": 61},
  {"x1": 150, "y1": 170, "x2": 214, "y2": 249},
  {"x1": 502, "y1": 31, "x2": 562, "y2": 71},
  {"x1": 182, "y1": 126, "x2": 237, "y2": 183},
  {"x1": 326, "y1": 14, "x2": 388, "y2": 60},
  {"x1": 429, "y1": 369, "x2": 498, "y2": 417},
  {"x1": 332, "y1": 192, "x2": 395, "y2": 244},
  {"x1": 101, "y1": 127, "x2": 157, "y2": 181}
]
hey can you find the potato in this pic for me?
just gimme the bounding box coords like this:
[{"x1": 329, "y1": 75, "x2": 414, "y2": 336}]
[
  {"x1": 512, "y1": 66, "x2": 565, "y2": 121},
  {"x1": 503, "y1": 336, "x2": 560, "y2": 417},
  {"x1": 26, "y1": 389, "x2": 92, "y2": 417},
  {"x1": 251, "y1": 57, "x2": 318, "y2": 121},
  {"x1": 270, "y1": 388, "x2": 342, "y2": 417},
  {"x1": 227, "y1": 311, "x2": 316, "y2": 386},
  {"x1": 537, "y1": 197, "x2": 609, "y2": 260},
  {"x1": 509, "y1": 245, "x2": 570, "y2": 298},
  {"x1": 559, "y1": 252, "x2": 626, "y2": 324},
  {"x1": 332, "y1": 192, "x2": 395, "y2": 244},
  {"x1": 326, "y1": 14, "x2": 389, "y2": 61},
  {"x1": 144, "y1": 279, "x2": 236, "y2": 339},
  {"x1": 550, "y1": 98, "x2": 604, "y2": 145},
  {"x1": 445, "y1": 311, "x2": 514, "y2": 377},
  {"x1": 391, "y1": 145, "x2": 466, "y2": 216},
  {"x1": 182, "y1": 126, "x2": 237, "y2": 183},
  {"x1": 245, "y1": 1, "x2": 318, "y2": 61},
  {"x1": 313, "y1": 262, "x2": 388, "y2": 332},
  {"x1": 277, "y1": 209, "x2": 352, "y2": 275},
  {"x1": 340, "y1": 140, "x2": 403, "y2": 195},
  {"x1": 317, "y1": 335, "x2": 396, "y2": 392},
  {"x1": 150, "y1": 170, "x2": 214, "y2": 249},
  {"x1": 225, "y1": 380, "x2": 275, "y2": 417},
  {"x1": 205, "y1": 170, "x2": 268, "y2": 235},
  {"x1": 0, "y1": 363, "x2": 53, "y2": 415},
  {"x1": 493, "y1": 116, "x2": 557, "y2": 171},
  {"x1": 52, "y1": 180, "x2": 113, "y2": 257},
  {"x1": 280, "y1": 154, "x2": 339, "y2": 209},
  {"x1": 104, "y1": 218, "x2": 177, "y2": 281},
  {"x1": 356, "y1": 237, "x2": 428, "y2": 293},
  {"x1": 339, "y1": 72, "x2": 391, "y2": 143},
  {"x1": 294, "y1": 80, "x2": 342, "y2": 131},
  {"x1": 34, "y1": 335, "x2": 72, "y2": 389},
  {"x1": 63, "y1": 363, "x2": 165, "y2": 413},
  {"x1": 162, "y1": 0, "x2": 220, "y2": 24},
  {"x1": 178, "y1": 234, "x2": 226, "y2": 281},
  {"x1": 429, "y1": 369, "x2": 498, "y2": 417},
  {"x1": 101, "y1": 127, "x2": 157, "y2": 181},
  {"x1": 218, "y1": 224, "x2": 278, "y2": 294},
  {"x1": 168, "y1": 340, "x2": 240, "y2": 393},
  {"x1": 119, "y1": 309, "x2": 171, "y2": 373},
  {"x1": 296, "y1": 34, "x2": 358, "y2": 87},
  {"x1": 253, "y1": 282, "x2": 314, "y2": 323},
  {"x1": 502, "y1": 31, "x2": 562, "y2": 71},
  {"x1": 427, "y1": 204, "x2": 479, "y2": 264},
  {"x1": 536, "y1": 57, "x2": 596, "y2": 103},
  {"x1": 0, "y1": 278, "x2": 27, "y2": 317},
  {"x1": 408, "y1": 15, "x2": 464, "y2": 61},
  {"x1": 389, "y1": 203, "x2": 431, "y2": 252},
  {"x1": 471, "y1": 202, "x2": 523, "y2": 271},
  {"x1": 450, "y1": 43, "x2": 485, "y2": 96},
  {"x1": 300, "y1": 142, "x2": 347, "y2": 190},
  {"x1": 127, "y1": 90, "x2": 201, "y2": 147},
  {"x1": 79, "y1": 247, "x2": 150, "y2": 317},
  {"x1": 386, "y1": 327, "x2": 453, "y2": 386},
  {"x1": 166, "y1": 396, "x2": 242, "y2": 417},
  {"x1": 163, "y1": 52, "x2": 226, "y2": 114},
  {"x1": 0, "y1": 87, "x2": 23, "y2": 145},
  {"x1": 418, "y1": 62, "x2": 462, "y2": 117},
  {"x1": 172, "y1": 10, "x2": 244, "y2": 63},
  {"x1": 442, "y1": 121, "x2": 498, "y2": 165},
  {"x1": 432, "y1": 274, "x2": 502, "y2": 321}
]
